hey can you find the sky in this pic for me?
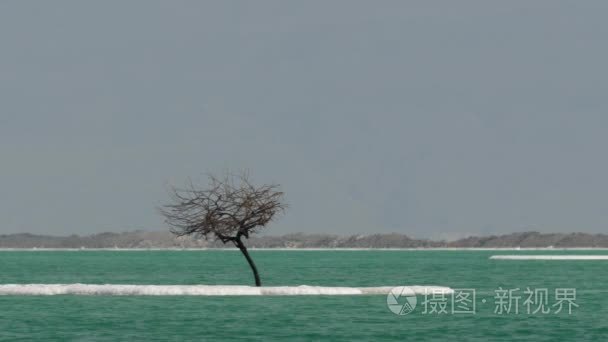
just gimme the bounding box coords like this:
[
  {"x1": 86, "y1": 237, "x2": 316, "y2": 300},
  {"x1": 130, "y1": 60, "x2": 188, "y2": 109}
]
[{"x1": 1, "y1": 1, "x2": 608, "y2": 239}]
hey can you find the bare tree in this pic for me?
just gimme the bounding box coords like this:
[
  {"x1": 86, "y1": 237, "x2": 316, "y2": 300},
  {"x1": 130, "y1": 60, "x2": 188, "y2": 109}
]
[{"x1": 159, "y1": 172, "x2": 286, "y2": 286}]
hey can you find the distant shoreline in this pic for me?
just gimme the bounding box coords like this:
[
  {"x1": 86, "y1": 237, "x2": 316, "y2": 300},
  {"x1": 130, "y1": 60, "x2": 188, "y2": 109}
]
[
  {"x1": 2, "y1": 247, "x2": 608, "y2": 251},
  {"x1": 3, "y1": 231, "x2": 608, "y2": 249}
]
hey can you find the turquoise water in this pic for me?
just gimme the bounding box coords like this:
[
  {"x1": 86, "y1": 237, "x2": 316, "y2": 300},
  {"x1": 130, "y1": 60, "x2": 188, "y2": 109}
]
[{"x1": 0, "y1": 250, "x2": 607, "y2": 341}]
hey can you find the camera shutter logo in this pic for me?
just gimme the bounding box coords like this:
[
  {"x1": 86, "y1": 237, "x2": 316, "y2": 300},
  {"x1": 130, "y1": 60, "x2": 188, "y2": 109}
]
[{"x1": 387, "y1": 286, "x2": 417, "y2": 315}]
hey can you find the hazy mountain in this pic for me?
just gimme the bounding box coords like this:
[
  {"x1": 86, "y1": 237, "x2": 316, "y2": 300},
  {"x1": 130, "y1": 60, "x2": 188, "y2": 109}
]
[{"x1": 1, "y1": 231, "x2": 608, "y2": 249}]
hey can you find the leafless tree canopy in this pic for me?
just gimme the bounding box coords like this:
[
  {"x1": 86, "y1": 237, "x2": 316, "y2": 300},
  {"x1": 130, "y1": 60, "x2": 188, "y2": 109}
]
[{"x1": 159, "y1": 173, "x2": 287, "y2": 243}]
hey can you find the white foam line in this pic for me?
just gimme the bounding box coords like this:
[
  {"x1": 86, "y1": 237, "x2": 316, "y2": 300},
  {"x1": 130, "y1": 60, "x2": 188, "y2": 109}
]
[
  {"x1": 0, "y1": 284, "x2": 453, "y2": 296},
  {"x1": 490, "y1": 255, "x2": 608, "y2": 260}
]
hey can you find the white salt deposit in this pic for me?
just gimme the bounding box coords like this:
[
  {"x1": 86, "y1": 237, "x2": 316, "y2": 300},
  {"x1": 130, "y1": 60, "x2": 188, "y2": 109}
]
[
  {"x1": 490, "y1": 255, "x2": 608, "y2": 260},
  {"x1": 0, "y1": 284, "x2": 453, "y2": 296}
]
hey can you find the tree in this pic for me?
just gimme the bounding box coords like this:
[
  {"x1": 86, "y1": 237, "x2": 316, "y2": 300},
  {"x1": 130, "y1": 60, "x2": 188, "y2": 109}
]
[{"x1": 159, "y1": 172, "x2": 286, "y2": 286}]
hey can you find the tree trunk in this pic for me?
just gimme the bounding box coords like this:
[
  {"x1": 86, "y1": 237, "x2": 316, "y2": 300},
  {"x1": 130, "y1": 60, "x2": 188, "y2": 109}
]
[{"x1": 235, "y1": 237, "x2": 261, "y2": 287}]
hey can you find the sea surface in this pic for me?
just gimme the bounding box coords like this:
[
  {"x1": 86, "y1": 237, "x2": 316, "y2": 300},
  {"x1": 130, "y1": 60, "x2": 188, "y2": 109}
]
[{"x1": 0, "y1": 250, "x2": 607, "y2": 341}]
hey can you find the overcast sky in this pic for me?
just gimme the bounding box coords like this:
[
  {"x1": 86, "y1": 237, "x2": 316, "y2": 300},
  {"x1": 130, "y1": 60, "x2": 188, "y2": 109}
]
[{"x1": 1, "y1": 1, "x2": 608, "y2": 239}]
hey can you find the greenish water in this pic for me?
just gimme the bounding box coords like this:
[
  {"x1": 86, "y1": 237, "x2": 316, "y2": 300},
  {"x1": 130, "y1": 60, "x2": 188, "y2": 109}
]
[{"x1": 0, "y1": 250, "x2": 607, "y2": 341}]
